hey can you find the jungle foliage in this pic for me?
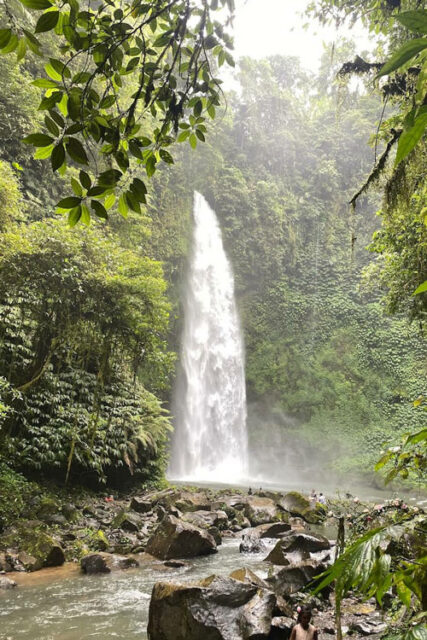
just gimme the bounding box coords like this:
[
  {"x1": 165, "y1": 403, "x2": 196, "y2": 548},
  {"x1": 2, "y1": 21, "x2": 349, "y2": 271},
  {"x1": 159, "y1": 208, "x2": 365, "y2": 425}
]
[{"x1": 0, "y1": 0, "x2": 235, "y2": 222}]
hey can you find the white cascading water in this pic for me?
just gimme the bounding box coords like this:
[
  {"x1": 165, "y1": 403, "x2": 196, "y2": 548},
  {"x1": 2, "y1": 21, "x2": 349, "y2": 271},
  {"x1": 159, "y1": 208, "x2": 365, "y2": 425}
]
[{"x1": 168, "y1": 192, "x2": 248, "y2": 483}]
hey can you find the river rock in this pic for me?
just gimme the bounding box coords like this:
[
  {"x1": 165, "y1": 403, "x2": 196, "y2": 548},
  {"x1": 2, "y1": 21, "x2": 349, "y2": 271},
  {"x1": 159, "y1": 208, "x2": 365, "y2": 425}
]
[
  {"x1": 0, "y1": 552, "x2": 13, "y2": 572},
  {"x1": 130, "y1": 497, "x2": 153, "y2": 513},
  {"x1": 252, "y1": 522, "x2": 291, "y2": 538},
  {"x1": 240, "y1": 532, "x2": 267, "y2": 553},
  {"x1": 229, "y1": 567, "x2": 270, "y2": 590},
  {"x1": 147, "y1": 575, "x2": 276, "y2": 640},
  {"x1": 265, "y1": 532, "x2": 330, "y2": 565},
  {"x1": 278, "y1": 492, "x2": 325, "y2": 524},
  {"x1": 111, "y1": 510, "x2": 141, "y2": 532},
  {"x1": 174, "y1": 492, "x2": 213, "y2": 513},
  {"x1": 81, "y1": 552, "x2": 139, "y2": 574},
  {"x1": 244, "y1": 496, "x2": 279, "y2": 526},
  {"x1": 145, "y1": 515, "x2": 217, "y2": 560},
  {"x1": 269, "y1": 616, "x2": 294, "y2": 639},
  {"x1": 266, "y1": 561, "x2": 328, "y2": 596},
  {"x1": 350, "y1": 621, "x2": 387, "y2": 636},
  {"x1": 208, "y1": 526, "x2": 222, "y2": 545},
  {"x1": 0, "y1": 576, "x2": 17, "y2": 589},
  {"x1": 18, "y1": 550, "x2": 42, "y2": 572},
  {"x1": 182, "y1": 510, "x2": 228, "y2": 530}
]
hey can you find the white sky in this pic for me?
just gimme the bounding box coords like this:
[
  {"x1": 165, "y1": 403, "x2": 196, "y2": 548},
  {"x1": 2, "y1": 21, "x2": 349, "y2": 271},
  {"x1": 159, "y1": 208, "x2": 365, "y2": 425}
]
[{"x1": 233, "y1": 0, "x2": 372, "y2": 70}]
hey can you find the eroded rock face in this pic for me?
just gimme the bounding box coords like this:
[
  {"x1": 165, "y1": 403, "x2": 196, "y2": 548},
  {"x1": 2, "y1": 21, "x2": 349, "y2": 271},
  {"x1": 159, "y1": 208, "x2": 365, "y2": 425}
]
[
  {"x1": 147, "y1": 575, "x2": 276, "y2": 640},
  {"x1": 265, "y1": 532, "x2": 330, "y2": 566},
  {"x1": 145, "y1": 515, "x2": 217, "y2": 560}
]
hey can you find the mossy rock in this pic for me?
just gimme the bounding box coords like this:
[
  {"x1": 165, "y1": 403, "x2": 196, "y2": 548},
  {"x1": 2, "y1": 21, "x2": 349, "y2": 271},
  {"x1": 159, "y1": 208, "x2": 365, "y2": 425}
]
[
  {"x1": 0, "y1": 521, "x2": 65, "y2": 568},
  {"x1": 278, "y1": 492, "x2": 326, "y2": 524}
]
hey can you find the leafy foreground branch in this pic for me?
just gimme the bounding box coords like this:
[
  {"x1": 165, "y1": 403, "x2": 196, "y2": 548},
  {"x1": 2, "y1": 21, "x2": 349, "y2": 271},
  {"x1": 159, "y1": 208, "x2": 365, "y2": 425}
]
[
  {"x1": 314, "y1": 515, "x2": 427, "y2": 639},
  {"x1": 0, "y1": 0, "x2": 235, "y2": 223}
]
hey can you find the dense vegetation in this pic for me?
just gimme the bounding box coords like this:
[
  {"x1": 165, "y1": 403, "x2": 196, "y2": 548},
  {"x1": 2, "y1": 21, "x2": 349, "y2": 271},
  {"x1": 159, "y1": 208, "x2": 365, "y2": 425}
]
[{"x1": 0, "y1": 5, "x2": 426, "y2": 487}]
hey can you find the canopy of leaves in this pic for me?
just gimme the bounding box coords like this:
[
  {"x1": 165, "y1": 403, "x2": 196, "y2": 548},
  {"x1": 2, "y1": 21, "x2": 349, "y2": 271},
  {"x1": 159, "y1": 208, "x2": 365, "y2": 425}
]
[{"x1": 0, "y1": 0, "x2": 235, "y2": 221}]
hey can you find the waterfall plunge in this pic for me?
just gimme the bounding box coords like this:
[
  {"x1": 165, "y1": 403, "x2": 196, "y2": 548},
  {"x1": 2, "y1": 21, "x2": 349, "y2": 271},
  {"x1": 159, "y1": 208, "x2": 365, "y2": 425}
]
[{"x1": 168, "y1": 192, "x2": 248, "y2": 483}]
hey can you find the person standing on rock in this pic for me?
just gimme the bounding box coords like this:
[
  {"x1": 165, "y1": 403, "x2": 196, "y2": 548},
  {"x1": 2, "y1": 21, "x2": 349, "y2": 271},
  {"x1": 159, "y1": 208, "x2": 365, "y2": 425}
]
[{"x1": 290, "y1": 606, "x2": 318, "y2": 640}]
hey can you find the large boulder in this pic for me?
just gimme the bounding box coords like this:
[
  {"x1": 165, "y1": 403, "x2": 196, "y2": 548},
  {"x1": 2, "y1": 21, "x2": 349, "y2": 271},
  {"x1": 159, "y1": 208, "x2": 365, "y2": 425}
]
[
  {"x1": 244, "y1": 497, "x2": 279, "y2": 526},
  {"x1": 147, "y1": 575, "x2": 276, "y2": 640},
  {"x1": 182, "y1": 510, "x2": 228, "y2": 531},
  {"x1": 174, "y1": 492, "x2": 213, "y2": 513},
  {"x1": 269, "y1": 617, "x2": 294, "y2": 640},
  {"x1": 278, "y1": 493, "x2": 325, "y2": 524},
  {"x1": 0, "y1": 522, "x2": 65, "y2": 569},
  {"x1": 265, "y1": 532, "x2": 330, "y2": 566},
  {"x1": 145, "y1": 515, "x2": 217, "y2": 560},
  {"x1": 239, "y1": 532, "x2": 267, "y2": 554},
  {"x1": 81, "y1": 552, "x2": 139, "y2": 574},
  {"x1": 229, "y1": 567, "x2": 270, "y2": 590},
  {"x1": 130, "y1": 497, "x2": 153, "y2": 514},
  {"x1": 266, "y1": 561, "x2": 327, "y2": 596}
]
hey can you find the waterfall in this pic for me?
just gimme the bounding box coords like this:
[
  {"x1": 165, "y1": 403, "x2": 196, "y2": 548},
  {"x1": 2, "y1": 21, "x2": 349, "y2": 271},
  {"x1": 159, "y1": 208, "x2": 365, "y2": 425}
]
[{"x1": 168, "y1": 192, "x2": 248, "y2": 483}]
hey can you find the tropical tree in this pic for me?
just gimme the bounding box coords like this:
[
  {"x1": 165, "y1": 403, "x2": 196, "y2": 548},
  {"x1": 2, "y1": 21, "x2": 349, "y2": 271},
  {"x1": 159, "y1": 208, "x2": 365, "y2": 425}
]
[{"x1": 0, "y1": 0, "x2": 235, "y2": 222}]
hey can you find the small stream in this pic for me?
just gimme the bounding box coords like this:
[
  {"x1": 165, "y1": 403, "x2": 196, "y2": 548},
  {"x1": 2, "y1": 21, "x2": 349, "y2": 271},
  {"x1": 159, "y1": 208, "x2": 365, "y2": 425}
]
[{"x1": 0, "y1": 539, "x2": 272, "y2": 640}]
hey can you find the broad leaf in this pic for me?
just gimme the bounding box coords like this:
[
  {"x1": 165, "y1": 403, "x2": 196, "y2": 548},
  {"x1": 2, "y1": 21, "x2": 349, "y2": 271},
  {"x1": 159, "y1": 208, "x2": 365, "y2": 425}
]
[
  {"x1": 377, "y1": 38, "x2": 427, "y2": 78},
  {"x1": 395, "y1": 10, "x2": 427, "y2": 35}
]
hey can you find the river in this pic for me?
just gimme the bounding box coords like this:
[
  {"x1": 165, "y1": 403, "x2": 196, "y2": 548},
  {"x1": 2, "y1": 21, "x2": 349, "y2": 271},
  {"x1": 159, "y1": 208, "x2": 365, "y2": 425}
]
[{"x1": 0, "y1": 538, "x2": 271, "y2": 640}]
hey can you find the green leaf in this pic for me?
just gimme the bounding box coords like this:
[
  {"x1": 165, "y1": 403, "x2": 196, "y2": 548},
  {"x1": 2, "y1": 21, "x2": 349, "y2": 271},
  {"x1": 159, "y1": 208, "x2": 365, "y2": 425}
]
[
  {"x1": 57, "y1": 196, "x2": 82, "y2": 209},
  {"x1": 159, "y1": 149, "x2": 174, "y2": 164},
  {"x1": 33, "y1": 78, "x2": 58, "y2": 88},
  {"x1": 68, "y1": 205, "x2": 82, "y2": 227},
  {"x1": 395, "y1": 112, "x2": 427, "y2": 165},
  {"x1": 45, "y1": 116, "x2": 59, "y2": 136},
  {"x1": 35, "y1": 10, "x2": 59, "y2": 33},
  {"x1": 80, "y1": 203, "x2": 91, "y2": 225},
  {"x1": 19, "y1": 0, "x2": 52, "y2": 9},
  {"x1": 146, "y1": 154, "x2": 156, "y2": 177},
  {"x1": 45, "y1": 62, "x2": 62, "y2": 81},
  {"x1": 71, "y1": 177, "x2": 83, "y2": 196},
  {"x1": 189, "y1": 133, "x2": 197, "y2": 149},
  {"x1": 196, "y1": 129, "x2": 205, "y2": 142},
  {"x1": 395, "y1": 10, "x2": 427, "y2": 34},
  {"x1": 16, "y1": 37, "x2": 27, "y2": 62},
  {"x1": 204, "y1": 34, "x2": 217, "y2": 49},
  {"x1": 0, "y1": 29, "x2": 12, "y2": 50},
  {"x1": 51, "y1": 143, "x2": 65, "y2": 171},
  {"x1": 413, "y1": 280, "x2": 427, "y2": 295},
  {"x1": 23, "y1": 133, "x2": 54, "y2": 147},
  {"x1": 377, "y1": 38, "x2": 427, "y2": 78},
  {"x1": 0, "y1": 34, "x2": 18, "y2": 54},
  {"x1": 177, "y1": 130, "x2": 190, "y2": 142},
  {"x1": 87, "y1": 186, "x2": 106, "y2": 197},
  {"x1": 406, "y1": 428, "x2": 427, "y2": 446},
  {"x1": 118, "y1": 193, "x2": 128, "y2": 218},
  {"x1": 104, "y1": 193, "x2": 115, "y2": 210},
  {"x1": 91, "y1": 200, "x2": 108, "y2": 219},
  {"x1": 66, "y1": 137, "x2": 89, "y2": 164},
  {"x1": 34, "y1": 144, "x2": 54, "y2": 159},
  {"x1": 79, "y1": 170, "x2": 91, "y2": 190}
]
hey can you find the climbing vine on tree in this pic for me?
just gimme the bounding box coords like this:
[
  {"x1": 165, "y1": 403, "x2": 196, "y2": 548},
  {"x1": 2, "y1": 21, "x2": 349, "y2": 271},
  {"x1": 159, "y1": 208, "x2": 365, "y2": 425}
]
[{"x1": 0, "y1": 0, "x2": 234, "y2": 223}]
